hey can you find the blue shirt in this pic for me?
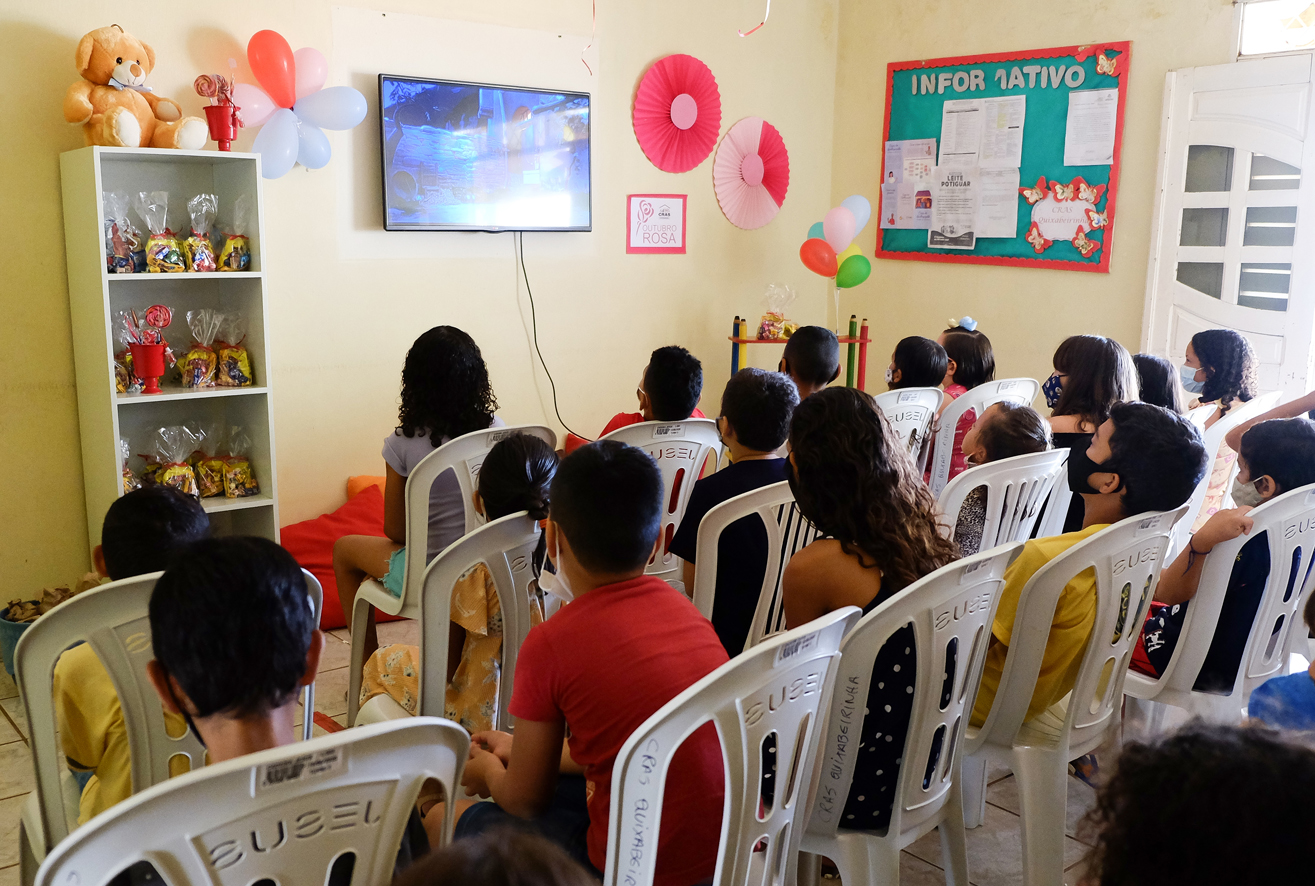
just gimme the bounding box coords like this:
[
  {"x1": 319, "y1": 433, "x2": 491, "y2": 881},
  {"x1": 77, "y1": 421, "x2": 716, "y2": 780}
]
[{"x1": 1249, "y1": 671, "x2": 1315, "y2": 731}]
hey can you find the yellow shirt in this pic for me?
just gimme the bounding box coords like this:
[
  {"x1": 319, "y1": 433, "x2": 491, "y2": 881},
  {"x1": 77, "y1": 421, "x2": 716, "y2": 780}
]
[
  {"x1": 971, "y1": 524, "x2": 1109, "y2": 727},
  {"x1": 53, "y1": 644, "x2": 188, "y2": 824}
]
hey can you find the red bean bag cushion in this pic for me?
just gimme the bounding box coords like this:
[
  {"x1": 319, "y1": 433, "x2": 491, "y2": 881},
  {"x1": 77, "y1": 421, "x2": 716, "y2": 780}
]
[{"x1": 280, "y1": 484, "x2": 405, "y2": 630}]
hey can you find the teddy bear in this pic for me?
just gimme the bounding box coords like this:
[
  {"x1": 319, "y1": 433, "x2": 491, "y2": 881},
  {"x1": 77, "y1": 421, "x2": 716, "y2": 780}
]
[{"x1": 64, "y1": 24, "x2": 207, "y2": 150}]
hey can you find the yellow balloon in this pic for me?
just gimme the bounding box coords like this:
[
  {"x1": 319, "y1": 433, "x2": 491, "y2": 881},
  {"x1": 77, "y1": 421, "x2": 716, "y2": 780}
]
[{"x1": 837, "y1": 242, "x2": 863, "y2": 264}]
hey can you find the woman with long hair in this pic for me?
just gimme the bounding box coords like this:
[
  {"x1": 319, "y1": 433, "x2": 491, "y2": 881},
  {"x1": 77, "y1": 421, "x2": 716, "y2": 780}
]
[
  {"x1": 782, "y1": 386, "x2": 956, "y2": 833},
  {"x1": 1183, "y1": 328, "x2": 1259, "y2": 530}
]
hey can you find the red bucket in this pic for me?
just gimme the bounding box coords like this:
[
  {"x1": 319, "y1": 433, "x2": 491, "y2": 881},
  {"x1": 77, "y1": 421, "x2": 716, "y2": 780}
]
[
  {"x1": 128, "y1": 342, "x2": 167, "y2": 394},
  {"x1": 204, "y1": 103, "x2": 240, "y2": 152}
]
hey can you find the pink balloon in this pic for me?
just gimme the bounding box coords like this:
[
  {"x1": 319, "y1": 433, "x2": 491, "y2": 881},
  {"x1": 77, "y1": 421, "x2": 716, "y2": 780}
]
[
  {"x1": 294, "y1": 47, "x2": 328, "y2": 100},
  {"x1": 233, "y1": 82, "x2": 275, "y2": 127},
  {"x1": 823, "y1": 206, "x2": 857, "y2": 254}
]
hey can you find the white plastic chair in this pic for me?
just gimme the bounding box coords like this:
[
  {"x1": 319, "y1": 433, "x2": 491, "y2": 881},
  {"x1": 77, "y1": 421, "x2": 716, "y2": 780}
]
[
  {"x1": 1032, "y1": 458, "x2": 1075, "y2": 541},
  {"x1": 874, "y1": 388, "x2": 945, "y2": 470},
  {"x1": 16, "y1": 570, "x2": 321, "y2": 883},
  {"x1": 928, "y1": 379, "x2": 1041, "y2": 498},
  {"x1": 599, "y1": 419, "x2": 725, "y2": 582},
  {"x1": 799, "y1": 542, "x2": 1022, "y2": 886},
  {"x1": 961, "y1": 506, "x2": 1185, "y2": 886},
  {"x1": 1124, "y1": 484, "x2": 1315, "y2": 724},
  {"x1": 602, "y1": 607, "x2": 858, "y2": 886},
  {"x1": 348, "y1": 425, "x2": 556, "y2": 726},
  {"x1": 937, "y1": 450, "x2": 1069, "y2": 556},
  {"x1": 353, "y1": 512, "x2": 543, "y2": 729},
  {"x1": 1170, "y1": 391, "x2": 1280, "y2": 555},
  {"x1": 690, "y1": 481, "x2": 823, "y2": 653},
  {"x1": 34, "y1": 717, "x2": 469, "y2": 886}
]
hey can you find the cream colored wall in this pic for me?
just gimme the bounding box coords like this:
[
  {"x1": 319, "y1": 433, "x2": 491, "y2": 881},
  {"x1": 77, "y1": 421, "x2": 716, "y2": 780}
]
[
  {"x1": 830, "y1": 0, "x2": 1238, "y2": 385},
  {"x1": 0, "y1": 0, "x2": 839, "y2": 591}
]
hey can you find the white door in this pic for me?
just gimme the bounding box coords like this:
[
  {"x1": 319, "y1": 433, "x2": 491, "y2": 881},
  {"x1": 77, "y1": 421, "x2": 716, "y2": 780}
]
[{"x1": 1142, "y1": 53, "x2": 1315, "y2": 396}]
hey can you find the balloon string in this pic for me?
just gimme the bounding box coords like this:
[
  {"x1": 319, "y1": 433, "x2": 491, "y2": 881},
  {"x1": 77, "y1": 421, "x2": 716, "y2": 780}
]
[
  {"x1": 738, "y1": 0, "x2": 771, "y2": 36},
  {"x1": 582, "y1": 0, "x2": 596, "y2": 75}
]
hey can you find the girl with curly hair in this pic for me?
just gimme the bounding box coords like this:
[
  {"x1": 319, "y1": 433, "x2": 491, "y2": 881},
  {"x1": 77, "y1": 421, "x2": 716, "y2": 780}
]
[
  {"x1": 782, "y1": 386, "x2": 957, "y2": 832},
  {"x1": 334, "y1": 326, "x2": 501, "y2": 660},
  {"x1": 1183, "y1": 329, "x2": 1258, "y2": 531}
]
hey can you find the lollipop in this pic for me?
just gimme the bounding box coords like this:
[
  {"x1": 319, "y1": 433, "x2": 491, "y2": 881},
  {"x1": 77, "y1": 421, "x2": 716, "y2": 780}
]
[{"x1": 145, "y1": 304, "x2": 172, "y2": 331}]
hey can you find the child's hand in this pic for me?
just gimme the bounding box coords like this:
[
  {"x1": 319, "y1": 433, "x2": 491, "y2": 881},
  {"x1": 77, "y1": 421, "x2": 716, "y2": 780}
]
[
  {"x1": 461, "y1": 747, "x2": 506, "y2": 799},
  {"x1": 470, "y1": 730, "x2": 514, "y2": 765},
  {"x1": 1193, "y1": 507, "x2": 1255, "y2": 553}
]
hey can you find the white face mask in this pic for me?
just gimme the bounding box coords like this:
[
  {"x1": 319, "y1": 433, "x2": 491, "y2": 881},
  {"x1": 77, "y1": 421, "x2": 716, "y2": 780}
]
[
  {"x1": 1180, "y1": 364, "x2": 1205, "y2": 395},
  {"x1": 538, "y1": 535, "x2": 574, "y2": 602},
  {"x1": 1231, "y1": 476, "x2": 1266, "y2": 508},
  {"x1": 884, "y1": 367, "x2": 895, "y2": 384}
]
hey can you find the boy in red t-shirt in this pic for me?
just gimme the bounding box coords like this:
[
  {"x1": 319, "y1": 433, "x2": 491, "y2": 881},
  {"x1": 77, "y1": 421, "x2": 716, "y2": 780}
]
[
  {"x1": 455, "y1": 441, "x2": 729, "y2": 885},
  {"x1": 565, "y1": 346, "x2": 706, "y2": 452}
]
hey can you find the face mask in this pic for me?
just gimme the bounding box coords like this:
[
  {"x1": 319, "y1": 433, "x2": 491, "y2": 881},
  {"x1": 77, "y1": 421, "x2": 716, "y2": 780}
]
[
  {"x1": 1231, "y1": 476, "x2": 1266, "y2": 508},
  {"x1": 884, "y1": 367, "x2": 895, "y2": 385},
  {"x1": 1042, "y1": 373, "x2": 1063, "y2": 408},
  {"x1": 1067, "y1": 446, "x2": 1119, "y2": 497},
  {"x1": 1180, "y1": 365, "x2": 1205, "y2": 395},
  {"x1": 538, "y1": 536, "x2": 574, "y2": 602}
]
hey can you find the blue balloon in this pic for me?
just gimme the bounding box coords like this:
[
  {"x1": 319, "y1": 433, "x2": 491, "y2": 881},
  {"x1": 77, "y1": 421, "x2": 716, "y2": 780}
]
[
  {"x1": 807, "y1": 221, "x2": 825, "y2": 240},
  {"x1": 252, "y1": 108, "x2": 299, "y2": 179},
  {"x1": 841, "y1": 195, "x2": 872, "y2": 234},
  {"x1": 296, "y1": 120, "x2": 332, "y2": 170},
  {"x1": 294, "y1": 86, "x2": 368, "y2": 130}
]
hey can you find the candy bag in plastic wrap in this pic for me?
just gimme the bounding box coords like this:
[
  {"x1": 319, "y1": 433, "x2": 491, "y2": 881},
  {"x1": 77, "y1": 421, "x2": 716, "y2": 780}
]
[
  {"x1": 215, "y1": 313, "x2": 253, "y2": 387},
  {"x1": 153, "y1": 426, "x2": 200, "y2": 497},
  {"x1": 185, "y1": 193, "x2": 218, "y2": 272},
  {"x1": 135, "y1": 192, "x2": 186, "y2": 273},
  {"x1": 103, "y1": 192, "x2": 144, "y2": 273},
  {"x1": 757, "y1": 283, "x2": 798, "y2": 340},
  {"x1": 223, "y1": 427, "x2": 259, "y2": 498},
  {"x1": 219, "y1": 194, "x2": 252, "y2": 271},
  {"x1": 187, "y1": 421, "x2": 226, "y2": 497},
  {"x1": 113, "y1": 311, "x2": 144, "y2": 393},
  {"x1": 183, "y1": 309, "x2": 223, "y2": 387},
  {"x1": 120, "y1": 438, "x2": 140, "y2": 494}
]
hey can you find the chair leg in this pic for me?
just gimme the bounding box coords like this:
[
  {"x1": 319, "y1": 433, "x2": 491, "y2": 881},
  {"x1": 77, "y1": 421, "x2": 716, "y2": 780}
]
[
  {"x1": 348, "y1": 595, "x2": 373, "y2": 727},
  {"x1": 302, "y1": 683, "x2": 316, "y2": 741},
  {"x1": 826, "y1": 833, "x2": 899, "y2": 886},
  {"x1": 1011, "y1": 747, "x2": 1068, "y2": 886},
  {"x1": 961, "y1": 754, "x2": 989, "y2": 829},
  {"x1": 796, "y1": 851, "x2": 821, "y2": 886},
  {"x1": 939, "y1": 780, "x2": 971, "y2": 886},
  {"x1": 19, "y1": 821, "x2": 39, "y2": 886}
]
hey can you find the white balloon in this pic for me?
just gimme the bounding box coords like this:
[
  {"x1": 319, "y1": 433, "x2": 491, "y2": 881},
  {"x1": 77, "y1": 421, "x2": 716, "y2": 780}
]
[
  {"x1": 294, "y1": 86, "x2": 367, "y2": 130},
  {"x1": 297, "y1": 119, "x2": 332, "y2": 170},
  {"x1": 253, "y1": 109, "x2": 300, "y2": 179},
  {"x1": 841, "y1": 195, "x2": 872, "y2": 235}
]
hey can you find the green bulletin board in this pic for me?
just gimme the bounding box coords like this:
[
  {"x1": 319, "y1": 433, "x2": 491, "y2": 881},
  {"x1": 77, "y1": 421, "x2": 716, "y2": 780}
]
[{"x1": 876, "y1": 42, "x2": 1130, "y2": 273}]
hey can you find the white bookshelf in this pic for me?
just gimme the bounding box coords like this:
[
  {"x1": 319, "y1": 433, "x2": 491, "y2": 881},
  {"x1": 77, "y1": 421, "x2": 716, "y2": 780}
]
[{"x1": 60, "y1": 147, "x2": 280, "y2": 545}]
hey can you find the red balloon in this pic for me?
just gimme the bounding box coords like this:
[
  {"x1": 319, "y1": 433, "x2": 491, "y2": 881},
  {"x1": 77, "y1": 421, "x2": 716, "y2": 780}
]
[
  {"x1": 248, "y1": 30, "x2": 297, "y2": 109},
  {"x1": 799, "y1": 238, "x2": 838, "y2": 277}
]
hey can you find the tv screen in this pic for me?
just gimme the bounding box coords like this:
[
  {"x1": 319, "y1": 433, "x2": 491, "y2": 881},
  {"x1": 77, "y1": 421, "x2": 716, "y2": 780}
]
[{"x1": 379, "y1": 75, "x2": 591, "y2": 232}]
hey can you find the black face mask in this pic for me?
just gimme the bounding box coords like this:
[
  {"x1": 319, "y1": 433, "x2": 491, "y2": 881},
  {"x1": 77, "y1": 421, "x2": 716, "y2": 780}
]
[{"x1": 1067, "y1": 446, "x2": 1119, "y2": 496}]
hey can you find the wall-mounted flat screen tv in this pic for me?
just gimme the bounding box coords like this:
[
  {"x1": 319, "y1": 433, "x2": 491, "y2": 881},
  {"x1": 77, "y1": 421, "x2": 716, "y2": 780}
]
[{"x1": 379, "y1": 74, "x2": 591, "y2": 232}]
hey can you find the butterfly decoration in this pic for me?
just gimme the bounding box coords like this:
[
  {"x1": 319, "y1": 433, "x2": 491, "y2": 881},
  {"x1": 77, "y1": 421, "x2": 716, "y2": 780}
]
[
  {"x1": 1019, "y1": 177, "x2": 1049, "y2": 205},
  {"x1": 1050, "y1": 180, "x2": 1076, "y2": 202},
  {"x1": 1097, "y1": 51, "x2": 1119, "y2": 77},
  {"x1": 1072, "y1": 230, "x2": 1102, "y2": 258},
  {"x1": 1076, "y1": 178, "x2": 1107, "y2": 204},
  {"x1": 1025, "y1": 222, "x2": 1053, "y2": 254},
  {"x1": 1074, "y1": 45, "x2": 1098, "y2": 62},
  {"x1": 1086, "y1": 208, "x2": 1109, "y2": 229}
]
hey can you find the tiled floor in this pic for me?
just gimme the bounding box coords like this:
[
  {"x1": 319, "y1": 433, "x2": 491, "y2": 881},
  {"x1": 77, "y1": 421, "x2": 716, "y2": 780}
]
[{"x1": 1, "y1": 621, "x2": 1100, "y2": 885}]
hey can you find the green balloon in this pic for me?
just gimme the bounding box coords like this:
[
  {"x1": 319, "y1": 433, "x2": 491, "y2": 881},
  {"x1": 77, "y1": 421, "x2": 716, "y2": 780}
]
[
  {"x1": 836, "y1": 254, "x2": 871, "y2": 288},
  {"x1": 807, "y1": 221, "x2": 825, "y2": 240}
]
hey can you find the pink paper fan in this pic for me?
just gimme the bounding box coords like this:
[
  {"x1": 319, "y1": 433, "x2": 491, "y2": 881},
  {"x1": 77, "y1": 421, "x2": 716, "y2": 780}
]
[
  {"x1": 633, "y1": 54, "x2": 722, "y2": 173},
  {"x1": 713, "y1": 117, "x2": 791, "y2": 229}
]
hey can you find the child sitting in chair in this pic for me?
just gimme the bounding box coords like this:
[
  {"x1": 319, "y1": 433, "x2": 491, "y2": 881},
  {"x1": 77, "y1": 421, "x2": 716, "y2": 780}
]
[
  {"x1": 886, "y1": 336, "x2": 948, "y2": 390},
  {"x1": 565, "y1": 346, "x2": 706, "y2": 452},
  {"x1": 778, "y1": 325, "x2": 840, "y2": 400},
  {"x1": 951, "y1": 402, "x2": 1052, "y2": 556},
  {"x1": 671, "y1": 368, "x2": 798, "y2": 655},
  {"x1": 453, "y1": 441, "x2": 728, "y2": 884},
  {"x1": 53, "y1": 485, "x2": 210, "y2": 824}
]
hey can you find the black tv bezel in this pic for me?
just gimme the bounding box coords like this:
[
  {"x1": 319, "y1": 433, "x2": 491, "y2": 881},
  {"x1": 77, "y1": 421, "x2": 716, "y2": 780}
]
[{"x1": 378, "y1": 73, "x2": 593, "y2": 233}]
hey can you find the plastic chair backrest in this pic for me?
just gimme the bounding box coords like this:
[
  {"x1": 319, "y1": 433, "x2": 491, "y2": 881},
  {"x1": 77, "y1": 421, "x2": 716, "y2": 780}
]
[
  {"x1": 966, "y1": 507, "x2": 1185, "y2": 755},
  {"x1": 873, "y1": 388, "x2": 945, "y2": 464},
  {"x1": 16, "y1": 570, "x2": 322, "y2": 850},
  {"x1": 690, "y1": 481, "x2": 824, "y2": 652},
  {"x1": 936, "y1": 450, "x2": 1069, "y2": 556},
  {"x1": 1032, "y1": 457, "x2": 1075, "y2": 540},
  {"x1": 603, "y1": 608, "x2": 858, "y2": 886},
  {"x1": 803, "y1": 543, "x2": 1022, "y2": 844},
  {"x1": 416, "y1": 512, "x2": 542, "y2": 731},
  {"x1": 1170, "y1": 392, "x2": 1280, "y2": 555},
  {"x1": 599, "y1": 419, "x2": 725, "y2": 580},
  {"x1": 1134, "y1": 485, "x2": 1315, "y2": 707},
  {"x1": 928, "y1": 378, "x2": 1041, "y2": 498},
  {"x1": 34, "y1": 718, "x2": 469, "y2": 886},
  {"x1": 396, "y1": 425, "x2": 557, "y2": 605}
]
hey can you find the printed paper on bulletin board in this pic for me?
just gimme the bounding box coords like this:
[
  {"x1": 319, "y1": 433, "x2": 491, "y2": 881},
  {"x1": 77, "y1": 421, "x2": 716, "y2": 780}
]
[{"x1": 876, "y1": 42, "x2": 1130, "y2": 273}]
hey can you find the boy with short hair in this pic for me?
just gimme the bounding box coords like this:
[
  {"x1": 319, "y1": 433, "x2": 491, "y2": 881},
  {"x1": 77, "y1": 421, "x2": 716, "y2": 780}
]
[
  {"x1": 779, "y1": 326, "x2": 840, "y2": 400},
  {"x1": 600, "y1": 345, "x2": 706, "y2": 436},
  {"x1": 970, "y1": 402, "x2": 1209, "y2": 725},
  {"x1": 671, "y1": 368, "x2": 799, "y2": 654},
  {"x1": 53, "y1": 485, "x2": 210, "y2": 823},
  {"x1": 456, "y1": 441, "x2": 729, "y2": 885}
]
